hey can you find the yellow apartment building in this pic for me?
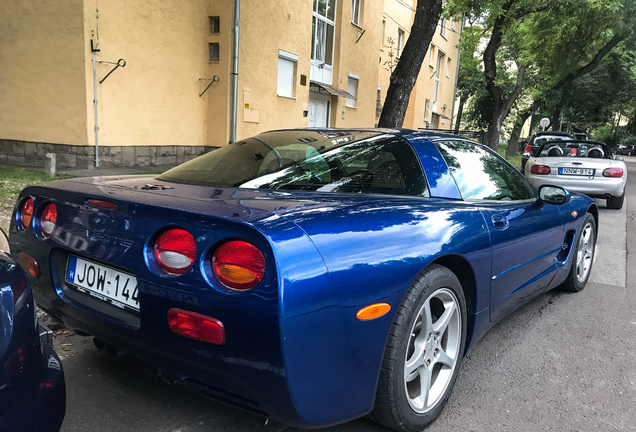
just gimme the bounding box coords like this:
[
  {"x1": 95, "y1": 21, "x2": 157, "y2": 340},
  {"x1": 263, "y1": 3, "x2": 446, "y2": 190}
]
[{"x1": 0, "y1": 0, "x2": 461, "y2": 169}]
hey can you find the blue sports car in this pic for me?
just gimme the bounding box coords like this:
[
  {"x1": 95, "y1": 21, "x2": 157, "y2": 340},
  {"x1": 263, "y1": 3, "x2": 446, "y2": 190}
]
[
  {"x1": 0, "y1": 229, "x2": 66, "y2": 432},
  {"x1": 9, "y1": 130, "x2": 597, "y2": 431}
]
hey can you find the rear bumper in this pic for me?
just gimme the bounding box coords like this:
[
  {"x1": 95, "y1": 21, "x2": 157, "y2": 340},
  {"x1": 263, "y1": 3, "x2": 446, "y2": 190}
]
[{"x1": 526, "y1": 174, "x2": 625, "y2": 198}]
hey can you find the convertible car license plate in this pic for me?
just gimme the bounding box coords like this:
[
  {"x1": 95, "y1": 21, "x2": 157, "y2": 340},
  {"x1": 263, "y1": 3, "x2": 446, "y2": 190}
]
[
  {"x1": 559, "y1": 167, "x2": 595, "y2": 176},
  {"x1": 66, "y1": 256, "x2": 139, "y2": 311}
]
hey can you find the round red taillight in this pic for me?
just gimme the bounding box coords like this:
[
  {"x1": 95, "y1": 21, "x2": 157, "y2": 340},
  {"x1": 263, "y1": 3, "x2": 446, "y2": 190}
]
[
  {"x1": 531, "y1": 165, "x2": 551, "y2": 175},
  {"x1": 212, "y1": 240, "x2": 266, "y2": 290},
  {"x1": 153, "y1": 229, "x2": 197, "y2": 275},
  {"x1": 40, "y1": 203, "x2": 57, "y2": 238},
  {"x1": 603, "y1": 168, "x2": 623, "y2": 178},
  {"x1": 19, "y1": 198, "x2": 34, "y2": 230}
]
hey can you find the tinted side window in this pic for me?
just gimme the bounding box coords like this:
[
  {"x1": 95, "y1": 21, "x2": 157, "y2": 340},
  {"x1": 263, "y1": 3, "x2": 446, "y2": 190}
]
[{"x1": 435, "y1": 140, "x2": 534, "y2": 201}]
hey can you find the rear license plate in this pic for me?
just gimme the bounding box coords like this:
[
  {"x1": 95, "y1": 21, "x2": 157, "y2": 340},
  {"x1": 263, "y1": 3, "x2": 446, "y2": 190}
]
[
  {"x1": 66, "y1": 256, "x2": 139, "y2": 311},
  {"x1": 559, "y1": 167, "x2": 595, "y2": 176}
]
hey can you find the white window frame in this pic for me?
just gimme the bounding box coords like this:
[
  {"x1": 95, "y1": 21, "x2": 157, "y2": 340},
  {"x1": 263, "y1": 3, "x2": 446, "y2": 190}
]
[
  {"x1": 311, "y1": 0, "x2": 337, "y2": 84},
  {"x1": 277, "y1": 50, "x2": 298, "y2": 98},
  {"x1": 440, "y1": 17, "x2": 447, "y2": 37},
  {"x1": 346, "y1": 73, "x2": 359, "y2": 108},
  {"x1": 397, "y1": 29, "x2": 405, "y2": 58},
  {"x1": 433, "y1": 52, "x2": 443, "y2": 106},
  {"x1": 380, "y1": 17, "x2": 386, "y2": 50},
  {"x1": 351, "y1": 0, "x2": 361, "y2": 26},
  {"x1": 429, "y1": 44, "x2": 435, "y2": 67},
  {"x1": 446, "y1": 57, "x2": 451, "y2": 77}
]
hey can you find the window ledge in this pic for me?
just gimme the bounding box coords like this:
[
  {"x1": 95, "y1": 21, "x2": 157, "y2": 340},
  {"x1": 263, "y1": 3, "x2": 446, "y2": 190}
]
[
  {"x1": 351, "y1": 22, "x2": 364, "y2": 31},
  {"x1": 208, "y1": 61, "x2": 220, "y2": 65},
  {"x1": 277, "y1": 94, "x2": 297, "y2": 100},
  {"x1": 346, "y1": 105, "x2": 358, "y2": 109}
]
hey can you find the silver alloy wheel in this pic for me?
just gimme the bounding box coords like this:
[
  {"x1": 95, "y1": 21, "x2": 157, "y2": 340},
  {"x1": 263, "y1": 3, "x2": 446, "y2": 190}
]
[
  {"x1": 403, "y1": 288, "x2": 461, "y2": 413},
  {"x1": 576, "y1": 221, "x2": 595, "y2": 283}
]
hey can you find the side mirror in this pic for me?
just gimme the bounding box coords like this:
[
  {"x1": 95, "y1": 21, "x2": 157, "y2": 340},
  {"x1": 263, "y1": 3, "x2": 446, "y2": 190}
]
[
  {"x1": 615, "y1": 155, "x2": 624, "y2": 161},
  {"x1": 538, "y1": 185, "x2": 571, "y2": 205},
  {"x1": 0, "y1": 228, "x2": 9, "y2": 255}
]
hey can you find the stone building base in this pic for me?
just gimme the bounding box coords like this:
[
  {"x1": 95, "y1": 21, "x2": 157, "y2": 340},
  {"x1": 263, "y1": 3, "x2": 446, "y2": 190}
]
[{"x1": 0, "y1": 140, "x2": 212, "y2": 169}]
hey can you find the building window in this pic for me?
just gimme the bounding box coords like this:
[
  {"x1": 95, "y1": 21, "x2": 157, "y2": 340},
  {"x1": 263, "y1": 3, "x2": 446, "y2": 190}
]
[
  {"x1": 429, "y1": 45, "x2": 435, "y2": 67},
  {"x1": 433, "y1": 52, "x2": 443, "y2": 105},
  {"x1": 347, "y1": 74, "x2": 358, "y2": 108},
  {"x1": 397, "y1": 29, "x2": 405, "y2": 58},
  {"x1": 312, "y1": 0, "x2": 335, "y2": 66},
  {"x1": 209, "y1": 43, "x2": 219, "y2": 62},
  {"x1": 351, "y1": 0, "x2": 362, "y2": 26},
  {"x1": 440, "y1": 17, "x2": 447, "y2": 37},
  {"x1": 209, "y1": 16, "x2": 220, "y2": 34},
  {"x1": 375, "y1": 87, "x2": 382, "y2": 119},
  {"x1": 381, "y1": 17, "x2": 386, "y2": 49},
  {"x1": 424, "y1": 98, "x2": 431, "y2": 122},
  {"x1": 277, "y1": 50, "x2": 298, "y2": 98},
  {"x1": 446, "y1": 58, "x2": 451, "y2": 77}
]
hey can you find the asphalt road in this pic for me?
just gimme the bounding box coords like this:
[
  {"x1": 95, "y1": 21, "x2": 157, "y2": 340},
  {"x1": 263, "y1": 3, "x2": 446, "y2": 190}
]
[{"x1": 54, "y1": 159, "x2": 636, "y2": 432}]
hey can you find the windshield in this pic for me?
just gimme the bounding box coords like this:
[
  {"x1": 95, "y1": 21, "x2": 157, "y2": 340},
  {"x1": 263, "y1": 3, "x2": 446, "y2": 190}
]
[
  {"x1": 533, "y1": 135, "x2": 571, "y2": 147},
  {"x1": 158, "y1": 131, "x2": 429, "y2": 196}
]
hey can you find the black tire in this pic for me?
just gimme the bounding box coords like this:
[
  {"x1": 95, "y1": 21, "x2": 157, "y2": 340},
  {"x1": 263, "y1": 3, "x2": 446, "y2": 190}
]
[
  {"x1": 560, "y1": 213, "x2": 596, "y2": 292},
  {"x1": 370, "y1": 264, "x2": 467, "y2": 432},
  {"x1": 606, "y1": 193, "x2": 624, "y2": 210}
]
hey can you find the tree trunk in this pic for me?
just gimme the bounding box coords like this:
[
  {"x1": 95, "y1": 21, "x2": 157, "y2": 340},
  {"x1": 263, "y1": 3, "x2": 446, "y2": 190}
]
[
  {"x1": 551, "y1": 104, "x2": 562, "y2": 131},
  {"x1": 506, "y1": 112, "x2": 531, "y2": 157},
  {"x1": 377, "y1": 0, "x2": 444, "y2": 128},
  {"x1": 453, "y1": 96, "x2": 465, "y2": 134}
]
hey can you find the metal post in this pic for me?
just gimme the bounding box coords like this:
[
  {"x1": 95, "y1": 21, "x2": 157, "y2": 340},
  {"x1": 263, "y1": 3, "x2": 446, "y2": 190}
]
[
  {"x1": 93, "y1": 53, "x2": 99, "y2": 167},
  {"x1": 229, "y1": 0, "x2": 240, "y2": 143}
]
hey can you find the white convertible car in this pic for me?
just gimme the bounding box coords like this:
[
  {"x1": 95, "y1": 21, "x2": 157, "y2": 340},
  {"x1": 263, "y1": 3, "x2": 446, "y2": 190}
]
[{"x1": 525, "y1": 140, "x2": 627, "y2": 209}]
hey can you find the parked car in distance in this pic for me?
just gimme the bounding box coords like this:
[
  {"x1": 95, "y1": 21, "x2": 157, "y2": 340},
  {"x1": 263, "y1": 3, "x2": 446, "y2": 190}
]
[
  {"x1": 525, "y1": 140, "x2": 627, "y2": 209},
  {"x1": 10, "y1": 129, "x2": 598, "y2": 431},
  {"x1": 0, "y1": 229, "x2": 65, "y2": 432},
  {"x1": 614, "y1": 145, "x2": 629, "y2": 155},
  {"x1": 521, "y1": 131, "x2": 574, "y2": 172}
]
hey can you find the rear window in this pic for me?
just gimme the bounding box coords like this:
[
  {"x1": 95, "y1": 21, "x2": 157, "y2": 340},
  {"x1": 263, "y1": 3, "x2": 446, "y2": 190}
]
[{"x1": 158, "y1": 131, "x2": 429, "y2": 197}]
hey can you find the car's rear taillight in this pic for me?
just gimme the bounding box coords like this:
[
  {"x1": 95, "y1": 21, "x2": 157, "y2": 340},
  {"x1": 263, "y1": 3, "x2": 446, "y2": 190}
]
[
  {"x1": 39, "y1": 203, "x2": 57, "y2": 238},
  {"x1": 212, "y1": 240, "x2": 266, "y2": 290},
  {"x1": 167, "y1": 309, "x2": 225, "y2": 345},
  {"x1": 524, "y1": 145, "x2": 533, "y2": 154},
  {"x1": 603, "y1": 168, "x2": 624, "y2": 178},
  {"x1": 153, "y1": 229, "x2": 197, "y2": 275},
  {"x1": 531, "y1": 165, "x2": 551, "y2": 175},
  {"x1": 19, "y1": 198, "x2": 34, "y2": 231}
]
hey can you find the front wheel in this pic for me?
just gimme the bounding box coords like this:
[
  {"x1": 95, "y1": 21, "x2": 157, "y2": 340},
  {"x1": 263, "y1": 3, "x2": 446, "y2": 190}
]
[
  {"x1": 370, "y1": 264, "x2": 467, "y2": 431},
  {"x1": 560, "y1": 213, "x2": 596, "y2": 292}
]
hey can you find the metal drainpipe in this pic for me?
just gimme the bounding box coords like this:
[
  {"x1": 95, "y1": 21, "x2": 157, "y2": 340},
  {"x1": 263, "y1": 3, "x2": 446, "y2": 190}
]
[
  {"x1": 230, "y1": 0, "x2": 240, "y2": 143},
  {"x1": 93, "y1": 53, "x2": 99, "y2": 167},
  {"x1": 450, "y1": 14, "x2": 465, "y2": 132}
]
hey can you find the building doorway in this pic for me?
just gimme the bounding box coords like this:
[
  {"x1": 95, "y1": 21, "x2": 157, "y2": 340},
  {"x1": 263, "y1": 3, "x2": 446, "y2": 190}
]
[{"x1": 308, "y1": 97, "x2": 330, "y2": 128}]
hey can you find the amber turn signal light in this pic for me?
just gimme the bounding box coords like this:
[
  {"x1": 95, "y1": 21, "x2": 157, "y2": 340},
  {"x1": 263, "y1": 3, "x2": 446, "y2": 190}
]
[{"x1": 356, "y1": 303, "x2": 391, "y2": 321}]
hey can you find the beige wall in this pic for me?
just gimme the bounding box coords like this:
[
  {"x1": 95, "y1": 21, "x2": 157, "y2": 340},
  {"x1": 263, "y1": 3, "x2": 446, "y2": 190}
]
[
  {"x1": 236, "y1": 0, "x2": 313, "y2": 139},
  {"x1": 331, "y1": 0, "x2": 384, "y2": 128},
  {"x1": 0, "y1": 0, "x2": 88, "y2": 145},
  {"x1": 377, "y1": 0, "x2": 461, "y2": 131},
  {"x1": 82, "y1": 0, "x2": 211, "y2": 147}
]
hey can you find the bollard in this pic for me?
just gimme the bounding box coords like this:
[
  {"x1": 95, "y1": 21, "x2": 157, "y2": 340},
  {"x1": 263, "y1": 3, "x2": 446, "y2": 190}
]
[{"x1": 44, "y1": 153, "x2": 56, "y2": 177}]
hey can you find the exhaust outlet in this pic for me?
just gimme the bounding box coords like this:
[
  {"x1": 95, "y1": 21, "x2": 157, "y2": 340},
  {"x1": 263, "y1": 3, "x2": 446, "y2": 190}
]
[
  {"x1": 161, "y1": 373, "x2": 177, "y2": 385},
  {"x1": 106, "y1": 344, "x2": 121, "y2": 357},
  {"x1": 143, "y1": 363, "x2": 160, "y2": 378},
  {"x1": 93, "y1": 338, "x2": 105, "y2": 350}
]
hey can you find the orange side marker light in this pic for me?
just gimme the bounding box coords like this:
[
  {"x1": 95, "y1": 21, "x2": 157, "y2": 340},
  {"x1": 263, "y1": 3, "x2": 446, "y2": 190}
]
[
  {"x1": 356, "y1": 303, "x2": 391, "y2": 321},
  {"x1": 571, "y1": 211, "x2": 578, "y2": 218}
]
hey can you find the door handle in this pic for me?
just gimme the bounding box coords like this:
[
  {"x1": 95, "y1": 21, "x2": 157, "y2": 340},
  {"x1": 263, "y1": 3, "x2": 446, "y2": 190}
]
[{"x1": 492, "y1": 214, "x2": 509, "y2": 231}]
